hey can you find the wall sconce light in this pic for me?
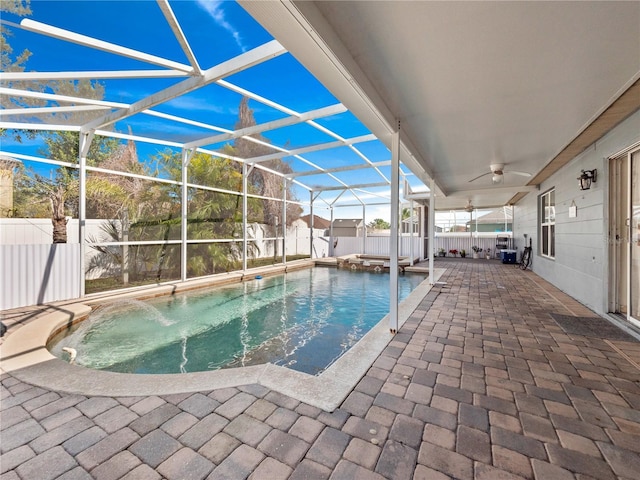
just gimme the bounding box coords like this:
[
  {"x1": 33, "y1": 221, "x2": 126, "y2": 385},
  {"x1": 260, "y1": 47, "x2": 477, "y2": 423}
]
[{"x1": 578, "y1": 169, "x2": 597, "y2": 190}]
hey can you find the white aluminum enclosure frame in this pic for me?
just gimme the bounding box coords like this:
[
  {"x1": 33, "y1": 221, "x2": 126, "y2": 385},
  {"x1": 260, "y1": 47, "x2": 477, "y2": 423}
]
[{"x1": 0, "y1": 1, "x2": 432, "y2": 296}]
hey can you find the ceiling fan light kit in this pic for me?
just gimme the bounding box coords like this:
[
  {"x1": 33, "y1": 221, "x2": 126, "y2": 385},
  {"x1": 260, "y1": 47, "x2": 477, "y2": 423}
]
[
  {"x1": 465, "y1": 200, "x2": 474, "y2": 212},
  {"x1": 468, "y1": 162, "x2": 532, "y2": 183}
]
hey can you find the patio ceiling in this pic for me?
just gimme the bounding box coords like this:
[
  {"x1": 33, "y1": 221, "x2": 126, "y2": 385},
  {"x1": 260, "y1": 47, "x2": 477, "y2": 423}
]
[{"x1": 242, "y1": 0, "x2": 640, "y2": 211}]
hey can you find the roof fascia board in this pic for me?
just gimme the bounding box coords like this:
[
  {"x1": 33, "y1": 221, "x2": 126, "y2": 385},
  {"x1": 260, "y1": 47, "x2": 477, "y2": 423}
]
[{"x1": 508, "y1": 76, "x2": 640, "y2": 206}]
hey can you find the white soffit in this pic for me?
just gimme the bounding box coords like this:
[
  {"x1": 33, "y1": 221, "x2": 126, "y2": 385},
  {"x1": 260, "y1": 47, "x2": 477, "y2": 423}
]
[{"x1": 243, "y1": 0, "x2": 640, "y2": 210}]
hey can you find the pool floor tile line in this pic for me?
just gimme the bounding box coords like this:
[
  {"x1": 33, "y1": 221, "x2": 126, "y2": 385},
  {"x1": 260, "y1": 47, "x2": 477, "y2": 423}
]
[{"x1": 2, "y1": 259, "x2": 640, "y2": 479}]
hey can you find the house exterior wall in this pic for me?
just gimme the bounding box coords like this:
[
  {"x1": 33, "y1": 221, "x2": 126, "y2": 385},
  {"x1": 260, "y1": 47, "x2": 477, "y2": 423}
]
[
  {"x1": 514, "y1": 110, "x2": 640, "y2": 316},
  {"x1": 474, "y1": 223, "x2": 512, "y2": 233},
  {"x1": 332, "y1": 226, "x2": 358, "y2": 237}
]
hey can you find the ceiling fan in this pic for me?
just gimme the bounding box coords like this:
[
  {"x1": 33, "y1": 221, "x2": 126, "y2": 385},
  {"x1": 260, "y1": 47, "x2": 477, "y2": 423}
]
[
  {"x1": 464, "y1": 199, "x2": 474, "y2": 212},
  {"x1": 468, "y1": 163, "x2": 532, "y2": 184}
]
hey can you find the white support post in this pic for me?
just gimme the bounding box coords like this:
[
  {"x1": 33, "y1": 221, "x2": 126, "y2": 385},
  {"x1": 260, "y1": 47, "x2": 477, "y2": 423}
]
[
  {"x1": 420, "y1": 205, "x2": 425, "y2": 261},
  {"x1": 389, "y1": 122, "x2": 400, "y2": 333},
  {"x1": 242, "y1": 162, "x2": 248, "y2": 271},
  {"x1": 429, "y1": 182, "x2": 435, "y2": 285},
  {"x1": 399, "y1": 202, "x2": 403, "y2": 257},
  {"x1": 122, "y1": 210, "x2": 129, "y2": 286},
  {"x1": 181, "y1": 149, "x2": 190, "y2": 281},
  {"x1": 309, "y1": 191, "x2": 314, "y2": 258},
  {"x1": 282, "y1": 177, "x2": 287, "y2": 265},
  {"x1": 410, "y1": 200, "x2": 414, "y2": 266},
  {"x1": 362, "y1": 204, "x2": 366, "y2": 254},
  {"x1": 329, "y1": 207, "x2": 335, "y2": 257},
  {"x1": 78, "y1": 130, "x2": 94, "y2": 298}
]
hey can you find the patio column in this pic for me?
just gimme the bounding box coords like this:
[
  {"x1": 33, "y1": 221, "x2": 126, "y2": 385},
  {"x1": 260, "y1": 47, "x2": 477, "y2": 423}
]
[
  {"x1": 420, "y1": 205, "x2": 425, "y2": 260},
  {"x1": 410, "y1": 200, "x2": 414, "y2": 266},
  {"x1": 180, "y1": 149, "x2": 192, "y2": 282},
  {"x1": 78, "y1": 130, "x2": 94, "y2": 298},
  {"x1": 389, "y1": 122, "x2": 400, "y2": 333},
  {"x1": 329, "y1": 206, "x2": 334, "y2": 256},
  {"x1": 282, "y1": 177, "x2": 287, "y2": 265},
  {"x1": 429, "y1": 182, "x2": 435, "y2": 285},
  {"x1": 242, "y1": 162, "x2": 248, "y2": 271},
  {"x1": 362, "y1": 204, "x2": 366, "y2": 254},
  {"x1": 309, "y1": 191, "x2": 314, "y2": 258}
]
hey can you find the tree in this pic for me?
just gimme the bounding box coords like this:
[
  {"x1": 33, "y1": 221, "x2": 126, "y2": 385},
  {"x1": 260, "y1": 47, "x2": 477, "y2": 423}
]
[
  {"x1": 158, "y1": 148, "x2": 263, "y2": 276},
  {"x1": 1, "y1": 0, "x2": 36, "y2": 142},
  {"x1": 368, "y1": 218, "x2": 390, "y2": 230},
  {"x1": 233, "y1": 97, "x2": 302, "y2": 228},
  {"x1": 0, "y1": 1, "x2": 32, "y2": 77},
  {"x1": 2, "y1": 1, "x2": 113, "y2": 241},
  {"x1": 1, "y1": 1, "x2": 106, "y2": 134},
  {"x1": 34, "y1": 131, "x2": 120, "y2": 243}
]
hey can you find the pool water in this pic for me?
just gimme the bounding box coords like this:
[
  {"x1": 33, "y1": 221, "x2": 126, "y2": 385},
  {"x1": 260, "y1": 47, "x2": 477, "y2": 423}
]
[{"x1": 49, "y1": 268, "x2": 425, "y2": 375}]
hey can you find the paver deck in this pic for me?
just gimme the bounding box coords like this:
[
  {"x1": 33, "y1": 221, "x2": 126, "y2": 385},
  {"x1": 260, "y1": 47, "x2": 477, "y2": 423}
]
[{"x1": 2, "y1": 259, "x2": 640, "y2": 479}]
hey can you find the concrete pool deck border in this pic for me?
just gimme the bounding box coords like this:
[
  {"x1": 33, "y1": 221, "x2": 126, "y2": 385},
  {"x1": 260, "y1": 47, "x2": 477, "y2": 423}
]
[{"x1": 0, "y1": 263, "x2": 444, "y2": 411}]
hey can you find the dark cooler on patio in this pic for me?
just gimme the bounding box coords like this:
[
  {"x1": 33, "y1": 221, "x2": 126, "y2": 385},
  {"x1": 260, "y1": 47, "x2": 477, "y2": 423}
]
[{"x1": 501, "y1": 249, "x2": 517, "y2": 264}]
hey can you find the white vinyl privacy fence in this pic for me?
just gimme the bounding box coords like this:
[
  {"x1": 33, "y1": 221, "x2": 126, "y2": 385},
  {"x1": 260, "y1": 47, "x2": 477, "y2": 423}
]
[
  {"x1": 433, "y1": 233, "x2": 514, "y2": 257},
  {"x1": 332, "y1": 235, "x2": 423, "y2": 258},
  {"x1": 0, "y1": 218, "x2": 328, "y2": 309},
  {"x1": 0, "y1": 243, "x2": 81, "y2": 310},
  {"x1": 1, "y1": 219, "x2": 508, "y2": 310}
]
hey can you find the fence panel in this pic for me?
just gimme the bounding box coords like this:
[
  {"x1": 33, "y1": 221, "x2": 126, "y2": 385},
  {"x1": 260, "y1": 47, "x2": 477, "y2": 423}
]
[
  {"x1": 1, "y1": 243, "x2": 81, "y2": 310},
  {"x1": 433, "y1": 234, "x2": 512, "y2": 258},
  {"x1": 332, "y1": 236, "x2": 422, "y2": 258}
]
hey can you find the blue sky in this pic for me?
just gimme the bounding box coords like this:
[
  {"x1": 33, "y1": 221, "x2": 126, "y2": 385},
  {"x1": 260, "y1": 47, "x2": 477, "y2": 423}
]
[{"x1": 1, "y1": 0, "x2": 419, "y2": 221}]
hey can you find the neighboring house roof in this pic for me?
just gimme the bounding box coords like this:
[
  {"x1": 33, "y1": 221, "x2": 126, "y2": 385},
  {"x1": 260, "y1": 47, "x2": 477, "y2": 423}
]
[
  {"x1": 299, "y1": 214, "x2": 331, "y2": 229},
  {"x1": 469, "y1": 208, "x2": 514, "y2": 225},
  {"x1": 331, "y1": 218, "x2": 364, "y2": 228}
]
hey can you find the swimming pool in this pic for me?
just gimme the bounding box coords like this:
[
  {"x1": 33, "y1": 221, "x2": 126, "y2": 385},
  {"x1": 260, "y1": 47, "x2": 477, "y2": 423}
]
[{"x1": 49, "y1": 268, "x2": 425, "y2": 375}]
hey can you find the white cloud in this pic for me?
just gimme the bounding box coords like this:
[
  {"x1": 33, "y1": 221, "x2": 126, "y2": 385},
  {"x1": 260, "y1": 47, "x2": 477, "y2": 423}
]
[
  {"x1": 196, "y1": 0, "x2": 247, "y2": 52},
  {"x1": 163, "y1": 95, "x2": 232, "y2": 115}
]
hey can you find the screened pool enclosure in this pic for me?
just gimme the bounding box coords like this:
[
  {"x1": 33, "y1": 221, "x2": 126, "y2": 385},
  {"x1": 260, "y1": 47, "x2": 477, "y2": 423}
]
[{"x1": 0, "y1": 1, "x2": 431, "y2": 310}]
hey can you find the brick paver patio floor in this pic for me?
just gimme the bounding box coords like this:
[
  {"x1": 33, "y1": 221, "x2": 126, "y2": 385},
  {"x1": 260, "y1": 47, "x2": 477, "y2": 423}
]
[{"x1": 2, "y1": 260, "x2": 640, "y2": 479}]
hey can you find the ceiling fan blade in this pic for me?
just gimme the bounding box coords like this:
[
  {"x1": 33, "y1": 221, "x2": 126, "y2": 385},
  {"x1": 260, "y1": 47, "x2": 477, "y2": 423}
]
[
  {"x1": 468, "y1": 171, "x2": 491, "y2": 182},
  {"x1": 508, "y1": 170, "x2": 532, "y2": 177}
]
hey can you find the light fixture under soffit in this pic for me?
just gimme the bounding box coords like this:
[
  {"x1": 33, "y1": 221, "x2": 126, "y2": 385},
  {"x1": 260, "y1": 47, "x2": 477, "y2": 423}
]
[
  {"x1": 492, "y1": 173, "x2": 503, "y2": 184},
  {"x1": 578, "y1": 169, "x2": 597, "y2": 190}
]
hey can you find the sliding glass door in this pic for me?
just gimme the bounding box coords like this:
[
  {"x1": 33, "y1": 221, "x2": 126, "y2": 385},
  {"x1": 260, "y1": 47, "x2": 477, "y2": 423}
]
[{"x1": 631, "y1": 150, "x2": 639, "y2": 323}]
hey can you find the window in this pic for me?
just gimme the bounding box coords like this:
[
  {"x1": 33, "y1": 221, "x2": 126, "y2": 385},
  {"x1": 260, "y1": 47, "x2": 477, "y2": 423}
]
[{"x1": 540, "y1": 189, "x2": 555, "y2": 258}]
